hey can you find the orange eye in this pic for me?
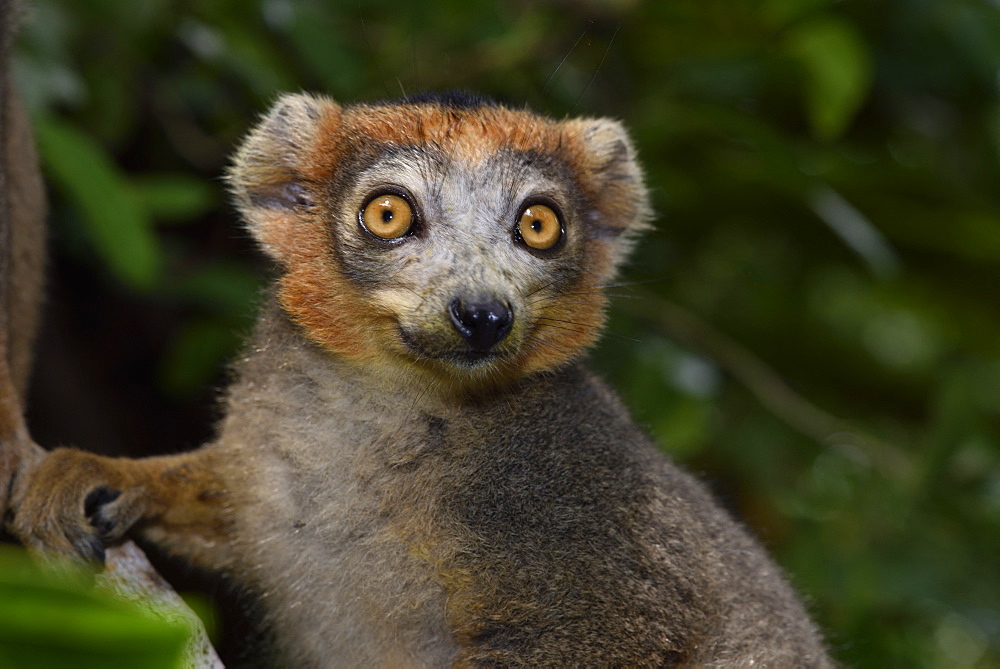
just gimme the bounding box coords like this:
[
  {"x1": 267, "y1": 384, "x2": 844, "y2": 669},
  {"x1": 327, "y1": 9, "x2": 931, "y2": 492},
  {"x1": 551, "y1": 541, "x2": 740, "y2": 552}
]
[
  {"x1": 361, "y1": 194, "x2": 414, "y2": 239},
  {"x1": 518, "y1": 204, "x2": 562, "y2": 250}
]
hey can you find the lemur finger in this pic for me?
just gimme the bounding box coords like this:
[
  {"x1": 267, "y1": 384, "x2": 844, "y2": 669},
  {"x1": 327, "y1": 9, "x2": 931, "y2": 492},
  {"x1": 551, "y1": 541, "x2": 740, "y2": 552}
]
[
  {"x1": 86, "y1": 486, "x2": 147, "y2": 542},
  {"x1": 69, "y1": 528, "x2": 107, "y2": 565},
  {"x1": 84, "y1": 486, "x2": 121, "y2": 535},
  {"x1": 16, "y1": 515, "x2": 106, "y2": 566}
]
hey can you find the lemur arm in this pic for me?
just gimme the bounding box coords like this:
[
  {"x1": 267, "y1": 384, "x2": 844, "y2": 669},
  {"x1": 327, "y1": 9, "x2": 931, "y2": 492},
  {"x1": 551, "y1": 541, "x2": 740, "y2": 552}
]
[{"x1": 8, "y1": 447, "x2": 236, "y2": 571}]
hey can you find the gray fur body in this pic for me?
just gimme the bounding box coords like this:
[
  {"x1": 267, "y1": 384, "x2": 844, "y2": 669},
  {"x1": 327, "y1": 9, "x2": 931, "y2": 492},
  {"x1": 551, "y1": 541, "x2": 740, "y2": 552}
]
[{"x1": 206, "y1": 298, "x2": 830, "y2": 667}]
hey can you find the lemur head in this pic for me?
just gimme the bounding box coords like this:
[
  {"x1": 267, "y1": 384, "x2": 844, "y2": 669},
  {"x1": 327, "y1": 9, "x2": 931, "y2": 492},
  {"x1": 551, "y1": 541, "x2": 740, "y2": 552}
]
[{"x1": 229, "y1": 92, "x2": 650, "y2": 391}]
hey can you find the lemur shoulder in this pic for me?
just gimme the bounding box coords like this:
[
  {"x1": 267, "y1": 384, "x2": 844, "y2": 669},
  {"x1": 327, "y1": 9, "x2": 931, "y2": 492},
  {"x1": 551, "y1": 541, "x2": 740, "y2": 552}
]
[{"x1": 5, "y1": 63, "x2": 832, "y2": 666}]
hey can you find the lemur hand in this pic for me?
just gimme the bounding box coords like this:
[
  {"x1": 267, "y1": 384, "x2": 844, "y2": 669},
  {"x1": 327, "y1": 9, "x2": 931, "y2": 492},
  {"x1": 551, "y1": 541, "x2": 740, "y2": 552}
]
[{"x1": 8, "y1": 449, "x2": 148, "y2": 564}]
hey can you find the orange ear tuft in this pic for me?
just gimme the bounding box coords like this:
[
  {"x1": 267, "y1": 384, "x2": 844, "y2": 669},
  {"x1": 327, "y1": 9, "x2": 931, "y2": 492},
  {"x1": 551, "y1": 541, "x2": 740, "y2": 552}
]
[
  {"x1": 559, "y1": 117, "x2": 652, "y2": 286},
  {"x1": 227, "y1": 93, "x2": 342, "y2": 263},
  {"x1": 562, "y1": 117, "x2": 651, "y2": 236}
]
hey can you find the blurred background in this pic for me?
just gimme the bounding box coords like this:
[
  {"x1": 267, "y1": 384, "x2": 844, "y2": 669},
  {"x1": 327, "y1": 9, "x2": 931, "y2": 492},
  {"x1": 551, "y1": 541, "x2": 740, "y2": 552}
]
[{"x1": 10, "y1": 0, "x2": 1000, "y2": 665}]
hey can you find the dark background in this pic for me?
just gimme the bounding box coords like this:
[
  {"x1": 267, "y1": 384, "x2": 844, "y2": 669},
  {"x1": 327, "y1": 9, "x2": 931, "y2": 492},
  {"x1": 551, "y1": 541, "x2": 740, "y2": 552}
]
[{"x1": 12, "y1": 0, "x2": 1000, "y2": 665}]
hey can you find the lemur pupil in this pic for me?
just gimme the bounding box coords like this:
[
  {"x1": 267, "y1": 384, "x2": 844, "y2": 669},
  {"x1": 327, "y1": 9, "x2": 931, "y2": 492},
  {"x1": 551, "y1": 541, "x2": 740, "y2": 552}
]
[
  {"x1": 531, "y1": 219, "x2": 542, "y2": 232},
  {"x1": 382, "y1": 210, "x2": 393, "y2": 223}
]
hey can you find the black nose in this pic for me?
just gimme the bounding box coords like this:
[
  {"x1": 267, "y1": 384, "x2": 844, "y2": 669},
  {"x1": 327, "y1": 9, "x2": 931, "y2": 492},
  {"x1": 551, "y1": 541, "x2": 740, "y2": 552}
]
[{"x1": 448, "y1": 298, "x2": 513, "y2": 352}]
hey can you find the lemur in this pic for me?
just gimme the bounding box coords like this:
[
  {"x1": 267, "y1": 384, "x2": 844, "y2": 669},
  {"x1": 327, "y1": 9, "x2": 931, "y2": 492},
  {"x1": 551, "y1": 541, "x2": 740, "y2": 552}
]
[{"x1": 1, "y1": 8, "x2": 832, "y2": 663}]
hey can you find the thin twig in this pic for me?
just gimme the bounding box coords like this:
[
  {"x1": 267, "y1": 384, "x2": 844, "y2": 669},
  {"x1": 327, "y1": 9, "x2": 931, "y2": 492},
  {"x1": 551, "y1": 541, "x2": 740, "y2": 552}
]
[{"x1": 619, "y1": 291, "x2": 913, "y2": 481}]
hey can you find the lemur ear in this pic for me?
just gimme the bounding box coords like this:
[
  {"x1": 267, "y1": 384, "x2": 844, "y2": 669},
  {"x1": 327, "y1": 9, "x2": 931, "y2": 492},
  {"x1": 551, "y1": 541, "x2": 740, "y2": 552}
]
[
  {"x1": 227, "y1": 93, "x2": 341, "y2": 262},
  {"x1": 562, "y1": 117, "x2": 651, "y2": 240}
]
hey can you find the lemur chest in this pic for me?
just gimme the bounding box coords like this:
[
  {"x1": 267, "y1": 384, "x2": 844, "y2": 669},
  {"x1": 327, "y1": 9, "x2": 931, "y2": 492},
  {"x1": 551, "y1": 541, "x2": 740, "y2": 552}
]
[{"x1": 229, "y1": 409, "x2": 463, "y2": 662}]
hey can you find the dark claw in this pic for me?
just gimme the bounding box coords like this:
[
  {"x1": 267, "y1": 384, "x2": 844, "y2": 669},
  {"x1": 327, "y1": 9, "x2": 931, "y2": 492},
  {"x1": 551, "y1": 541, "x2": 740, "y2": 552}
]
[{"x1": 72, "y1": 532, "x2": 106, "y2": 565}]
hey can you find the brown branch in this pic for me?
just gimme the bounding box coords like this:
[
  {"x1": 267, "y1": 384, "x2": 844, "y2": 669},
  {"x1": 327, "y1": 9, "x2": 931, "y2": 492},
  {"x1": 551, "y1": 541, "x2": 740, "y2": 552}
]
[{"x1": 100, "y1": 541, "x2": 224, "y2": 669}]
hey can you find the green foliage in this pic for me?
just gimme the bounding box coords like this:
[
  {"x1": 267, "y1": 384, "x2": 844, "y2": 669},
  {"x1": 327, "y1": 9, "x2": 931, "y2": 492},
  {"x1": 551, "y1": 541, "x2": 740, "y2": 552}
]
[
  {"x1": 132, "y1": 174, "x2": 216, "y2": 225},
  {"x1": 12, "y1": 0, "x2": 1000, "y2": 666},
  {"x1": 35, "y1": 118, "x2": 161, "y2": 291},
  {"x1": 0, "y1": 546, "x2": 189, "y2": 668},
  {"x1": 785, "y1": 16, "x2": 872, "y2": 140}
]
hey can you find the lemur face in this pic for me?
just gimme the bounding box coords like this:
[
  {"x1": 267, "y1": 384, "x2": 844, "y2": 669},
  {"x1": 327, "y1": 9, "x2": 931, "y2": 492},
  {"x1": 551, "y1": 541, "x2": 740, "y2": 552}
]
[
  {"x1": 229, "y1": 93, "x2": 649, "y2": 388},
  {"x1": 335, "y1": 139, "x2": 588, "y2": 374}
]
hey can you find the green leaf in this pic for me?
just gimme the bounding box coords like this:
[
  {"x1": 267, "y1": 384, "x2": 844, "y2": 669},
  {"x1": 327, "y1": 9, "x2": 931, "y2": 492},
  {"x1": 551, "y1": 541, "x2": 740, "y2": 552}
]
[
  {"x1": 35, "y1": 117, "x2": 162, "y2": 291},
  {"x1": 786, "y1": 16, "x2": 872, "y2": 141},
  {"x1": 762, "y1": 0, "x2": 835, "y2": 28},
  {"x1": 169, "y1": 263, "x2": 263, "y2": 316},
  {"x1": 0, "y1": 546, "x2": 188, "y2": 669},
  {"x1": 132, "y1": 173, "x2": 216, "y2": 223},
  {"x1": 159, "y1": 318, "x2": 241, "y2": 398},
  {"x1": 287, "y1": 6, "x2": 364, "y2": 93}
]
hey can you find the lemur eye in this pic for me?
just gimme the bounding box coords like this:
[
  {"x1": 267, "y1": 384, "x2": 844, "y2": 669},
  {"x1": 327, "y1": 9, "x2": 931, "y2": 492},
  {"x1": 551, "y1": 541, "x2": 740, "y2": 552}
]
[
  {"x1": 517, "y1": 204, "x2": 562, "y2": 250},
  {"x1": 361, "y1": 194, "x2": 414, "y2": 239}
]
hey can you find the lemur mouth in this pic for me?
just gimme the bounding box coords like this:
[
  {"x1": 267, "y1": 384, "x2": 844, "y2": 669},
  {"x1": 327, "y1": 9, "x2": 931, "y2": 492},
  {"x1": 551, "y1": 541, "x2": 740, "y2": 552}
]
[
  {"x1": 441, "y1": 350, "x2": 504, "y2": 368},
  {"x1": 398, "y1": 328, "x2": 508, "y2": 369}
]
